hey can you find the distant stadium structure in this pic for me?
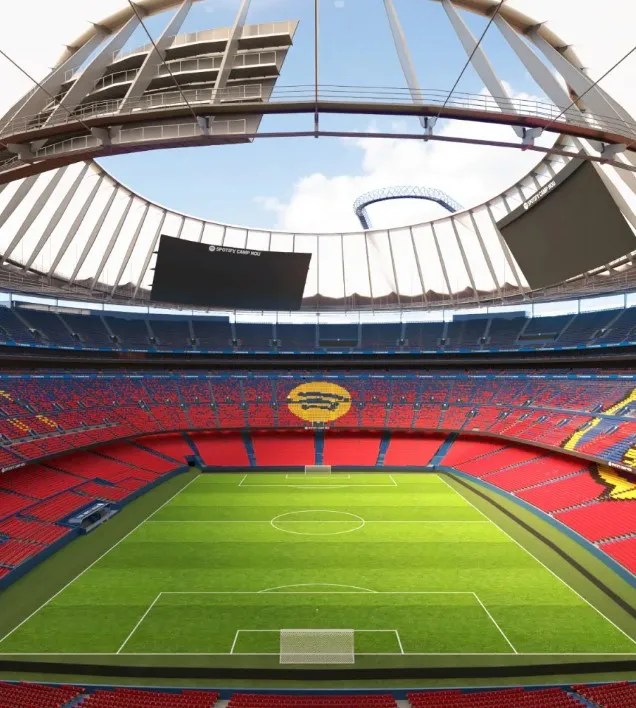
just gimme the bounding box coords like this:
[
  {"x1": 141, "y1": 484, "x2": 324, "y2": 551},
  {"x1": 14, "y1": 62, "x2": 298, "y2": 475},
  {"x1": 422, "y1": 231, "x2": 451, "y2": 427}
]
[
  {"x1": 353, "y1": 186, "x2": 464, "y2": 230},
  {"x1": 0, "y1": 0, "x2": 635, "y2": 311}
]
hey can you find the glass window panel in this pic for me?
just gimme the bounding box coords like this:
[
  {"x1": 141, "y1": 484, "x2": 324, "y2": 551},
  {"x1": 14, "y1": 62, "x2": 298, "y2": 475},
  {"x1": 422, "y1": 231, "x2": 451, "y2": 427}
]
[
  {"x1": 579, "y1": 294, "x2": 626, "y2": 312},
  {"x1": 533, "y1": 300, "x2": 578, "y2": 316}
]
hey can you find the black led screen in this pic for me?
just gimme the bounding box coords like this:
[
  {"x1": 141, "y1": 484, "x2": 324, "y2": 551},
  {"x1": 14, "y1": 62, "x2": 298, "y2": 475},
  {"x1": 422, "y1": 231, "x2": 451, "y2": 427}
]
[
  {"x1": 498, "y1": 160, "x2": 635, "y2": 290},
  {"x1": 151, "y1": 235, "x2": 311, "y2": 310}
]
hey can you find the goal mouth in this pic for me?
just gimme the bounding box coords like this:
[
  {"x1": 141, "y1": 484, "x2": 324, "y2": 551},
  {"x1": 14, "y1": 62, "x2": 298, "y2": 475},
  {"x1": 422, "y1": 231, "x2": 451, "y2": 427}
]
[
  {"x1": 304, "y1": 465, "x2": 332, "y2": 475},
  {"x1": 280, "y1": 628, "x2": 354, "y2": 664}
]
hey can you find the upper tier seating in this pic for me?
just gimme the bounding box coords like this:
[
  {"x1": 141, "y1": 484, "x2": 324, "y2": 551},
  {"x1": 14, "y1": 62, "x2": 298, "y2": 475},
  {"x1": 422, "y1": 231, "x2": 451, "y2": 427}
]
[
  {"x1": 3, "y1": 305, "x2": 636, "y2": 353},
  {"x1": 0, "y1": 370, "x2": 634, "y2": 471}
]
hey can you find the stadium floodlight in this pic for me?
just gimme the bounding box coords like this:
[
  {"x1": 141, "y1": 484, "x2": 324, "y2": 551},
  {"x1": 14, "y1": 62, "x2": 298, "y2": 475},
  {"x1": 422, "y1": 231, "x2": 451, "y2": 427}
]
[{"x1": 279, "y1": 629, "x2": 355, "y2": 664}]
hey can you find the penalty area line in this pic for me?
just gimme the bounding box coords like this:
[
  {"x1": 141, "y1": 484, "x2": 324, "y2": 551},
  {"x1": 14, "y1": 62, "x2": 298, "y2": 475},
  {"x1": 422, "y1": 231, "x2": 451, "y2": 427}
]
[
  {"x1": 0, "y1": 474, "x2": 200, "y2": 647},
  {"x1": 439, "y1": 474, "x2": 636, "y2": 647},
  {"x1": 117, "y1": 593, "x2": 163, "y2": 654}
]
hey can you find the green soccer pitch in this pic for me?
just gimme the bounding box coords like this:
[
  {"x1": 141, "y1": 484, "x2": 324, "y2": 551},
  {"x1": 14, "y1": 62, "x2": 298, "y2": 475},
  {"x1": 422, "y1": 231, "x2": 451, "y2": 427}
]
[{"x1": 0, "y1": 471, "x2": 635, "y2": 670}]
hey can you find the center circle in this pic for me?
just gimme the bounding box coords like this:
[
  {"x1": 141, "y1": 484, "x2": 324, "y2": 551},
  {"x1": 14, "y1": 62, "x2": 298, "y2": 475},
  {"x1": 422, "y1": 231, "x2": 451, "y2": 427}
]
[{"x1": 270, "y1": 509, "x2": 365, "y2": 536}]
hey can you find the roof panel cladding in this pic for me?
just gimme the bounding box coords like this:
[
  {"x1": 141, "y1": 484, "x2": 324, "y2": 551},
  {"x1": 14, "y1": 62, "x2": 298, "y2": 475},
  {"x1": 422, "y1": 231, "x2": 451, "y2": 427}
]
[{"x1": 498, "y1": 159, "x2": 636, "y2": 291}]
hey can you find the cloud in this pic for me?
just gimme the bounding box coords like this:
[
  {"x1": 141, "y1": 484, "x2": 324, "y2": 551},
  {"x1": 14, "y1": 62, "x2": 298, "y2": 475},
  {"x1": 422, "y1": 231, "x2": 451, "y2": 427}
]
[{"x1": 256, "y1": 89, "x2": 556, "y2": 232}]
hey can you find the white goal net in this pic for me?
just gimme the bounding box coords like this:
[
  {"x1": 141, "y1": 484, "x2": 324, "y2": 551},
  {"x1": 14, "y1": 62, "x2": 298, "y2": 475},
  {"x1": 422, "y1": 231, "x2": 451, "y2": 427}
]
[
  {"x1": 304, "y1": 465, "x2": 332, "y2": 475},
  {"x1": 279, "y1": 629, "x2": 354, "y2": 664}
]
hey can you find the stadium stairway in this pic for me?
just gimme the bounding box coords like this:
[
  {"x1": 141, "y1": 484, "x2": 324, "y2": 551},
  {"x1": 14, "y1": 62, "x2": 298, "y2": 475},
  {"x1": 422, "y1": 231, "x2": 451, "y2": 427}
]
[
  {"x1": 430, "y1": 433, "x2": 456, "y2": 466},
  {"x1": 243, "y1": 432, "x2": 257, "y2": 467},
  {"x1": 315, "y1": 429, "x2": 325, "y2": 465},
  {"x1": 376, "y1": 431, "x2": 392, "y2": 466}
]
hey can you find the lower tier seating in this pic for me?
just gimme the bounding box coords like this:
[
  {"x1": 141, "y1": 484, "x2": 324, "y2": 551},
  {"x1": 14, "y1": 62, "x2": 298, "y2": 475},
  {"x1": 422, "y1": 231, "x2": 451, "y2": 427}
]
[
  {"x1": 0, "y1": 682, "x2": 633, "y2": 707},
  {"x1": 573, "y1": 680, "x2": 636, "y2": 707},
  {"x1": 322, "y1": 432, "x2": 382, "y2": 466},
  {"x1": 408, "y1": 687, "x2": 581, "y2": 707},
  {"x1": 599, "y1": 537, "x2": 636, "y2": 574},
  {"x1": 191, "y1": 431, "x2": 249, "y2": 466},
  {"x1": 251, "y1": 431, "x2": 315, "y2": 466},
  {"x1": 76, "y1": 687, "x2": 218, "y2": 707},
  {"x1": 0, "y1": 440, "x2": 183, "y2": 582},
  {"x1": 383, "y1": 433, "x2": 445, "y2": 466},
  {"x1": 0, "y1": 681, "x2": 84, "y2": 708},
  {"x1": 441, "y1": 437, "x2": 636, "y2": 576}
]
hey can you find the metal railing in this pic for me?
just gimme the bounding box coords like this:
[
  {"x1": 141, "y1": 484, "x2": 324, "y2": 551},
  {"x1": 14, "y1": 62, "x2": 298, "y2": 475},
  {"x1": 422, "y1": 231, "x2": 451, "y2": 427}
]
[{"x1": 2, "y1": 85, "x2": 635, "y2": 144}]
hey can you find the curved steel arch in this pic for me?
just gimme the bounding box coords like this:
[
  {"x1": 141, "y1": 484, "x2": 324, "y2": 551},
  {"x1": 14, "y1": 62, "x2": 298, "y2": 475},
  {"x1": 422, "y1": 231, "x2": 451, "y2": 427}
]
[
  {"x1": 354, "y1": 186, "x2": 463, "y2": 229},
  {"x1": 0, "y1": 0, "x2": 635, "y2": 313}
]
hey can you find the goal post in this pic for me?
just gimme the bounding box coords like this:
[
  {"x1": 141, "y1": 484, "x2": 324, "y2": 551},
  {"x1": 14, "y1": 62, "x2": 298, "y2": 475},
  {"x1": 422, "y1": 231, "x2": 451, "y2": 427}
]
[
  {"x1": 280, "y1": 629, "x2": 354, "y2": 664},
  {"x1": 304, "y1": 464, "x2": 331, "y2": 475}
]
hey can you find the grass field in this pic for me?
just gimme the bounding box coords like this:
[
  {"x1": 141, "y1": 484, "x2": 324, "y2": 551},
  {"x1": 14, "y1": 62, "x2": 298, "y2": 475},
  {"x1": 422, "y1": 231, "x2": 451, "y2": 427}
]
[{"x1": 0, "y1": 472, "x2": 634, "y2": 664}]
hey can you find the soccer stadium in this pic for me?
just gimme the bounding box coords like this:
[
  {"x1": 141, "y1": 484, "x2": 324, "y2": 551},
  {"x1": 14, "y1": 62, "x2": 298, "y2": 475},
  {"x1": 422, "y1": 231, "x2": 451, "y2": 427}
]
[{"x1": 0, "y1": 0, "x2": 635, "y2": 705}]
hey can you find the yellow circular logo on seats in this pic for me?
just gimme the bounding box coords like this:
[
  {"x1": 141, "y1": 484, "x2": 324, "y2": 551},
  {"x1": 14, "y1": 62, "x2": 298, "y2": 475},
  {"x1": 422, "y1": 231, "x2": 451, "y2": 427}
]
[{"x1": 287, "y1": 382, "x2": 352, "y2": 423}]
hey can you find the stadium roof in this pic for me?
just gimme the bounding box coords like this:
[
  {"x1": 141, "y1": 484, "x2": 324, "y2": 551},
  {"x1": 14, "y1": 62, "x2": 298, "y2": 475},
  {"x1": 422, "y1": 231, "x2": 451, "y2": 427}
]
[{"x1": 0, "y1": 0, "x2": 634, "y2": 312}]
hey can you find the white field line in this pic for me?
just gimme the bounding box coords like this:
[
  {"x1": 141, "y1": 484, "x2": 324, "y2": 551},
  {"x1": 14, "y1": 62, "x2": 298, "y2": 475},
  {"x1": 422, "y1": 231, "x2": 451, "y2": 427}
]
[
  {"x1": 238, "y1": 473, "x2": 398, "y2": 489},
  {"x1": 117, "y1": 593, "x2": 162, "y2": 654},
  {"x1": 438, "y1": 474, "x2": 636, "y2": 646},
  {"x1": 159, "y1": 590, "x2": 476, "y2": 595},
  {"x1": 239, "y1": 484, "x2": 399, "y2": 489},
  {"x1": 0, "y1": 474, "x2": 201, "y2": 647},
  {"x1": 145, "y1": 520, "x2": 490, "y2": 524},
  {"x1": 231, "y1": 628, "x2": 403, "y2": 656},
  {"x1": 472, "y1": 592, "x2": 518, "y2": 654},
  {"x1": 259, "y1": 583, "x2": 376, "y2": 593},
  {"x1": 4, "y1": 652, "x2": 636, "y2": 657},
  {"x1": 286, "y1": 474, "x2": 351, "y2": 480}
]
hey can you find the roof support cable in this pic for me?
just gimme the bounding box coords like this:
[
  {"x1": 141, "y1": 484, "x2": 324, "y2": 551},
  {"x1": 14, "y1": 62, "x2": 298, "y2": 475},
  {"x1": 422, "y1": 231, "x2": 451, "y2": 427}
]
[
  {"x1": 431, "y1": 0, "x2": 507, "y2": 126},
  {"x1": 0, "y1": 47, "x2": 94, "y2": 150},
  {"x1": 540, "y1": 42, "x2": 636, "y2": 156},
  {"x1": 125, "y1": 0, "x2": 201, "y2": 125}
]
